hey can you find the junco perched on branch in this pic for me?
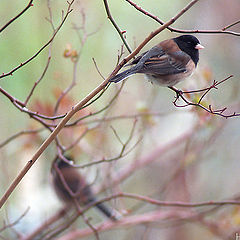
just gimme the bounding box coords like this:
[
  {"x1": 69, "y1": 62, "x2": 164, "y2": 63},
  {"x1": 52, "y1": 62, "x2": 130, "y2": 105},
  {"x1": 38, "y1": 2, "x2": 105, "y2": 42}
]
[
  {"x1": 51, "y1": 156, "x2": 120, "y2": 221},
  {"x1": 109, "y1": 35, "x2": 204, "y2": 86}
]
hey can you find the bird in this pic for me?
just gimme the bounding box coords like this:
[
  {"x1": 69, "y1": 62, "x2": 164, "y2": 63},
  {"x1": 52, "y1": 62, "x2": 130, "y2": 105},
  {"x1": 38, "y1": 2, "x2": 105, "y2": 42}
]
[
  {"x1": 109, "y1": 35, "x2": 204, "y2": 87},
  {"x1": 51, "y1": 156, "x2": 120, "y2": 221}
]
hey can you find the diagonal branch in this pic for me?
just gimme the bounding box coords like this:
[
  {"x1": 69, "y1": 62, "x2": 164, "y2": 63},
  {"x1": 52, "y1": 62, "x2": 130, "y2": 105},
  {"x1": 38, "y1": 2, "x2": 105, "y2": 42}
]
[
  {"x1": 103, "y1": 0, "x2": 132, "y2": 54},
  {"x1": 0, "y1": 0, "x2": 34, "y2": 33}
]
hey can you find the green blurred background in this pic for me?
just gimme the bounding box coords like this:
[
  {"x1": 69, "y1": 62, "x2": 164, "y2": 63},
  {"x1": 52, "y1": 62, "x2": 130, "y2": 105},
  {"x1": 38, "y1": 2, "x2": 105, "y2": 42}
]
[{"x1": 0, "y1": 0, "x2": 240, "y2": 239}]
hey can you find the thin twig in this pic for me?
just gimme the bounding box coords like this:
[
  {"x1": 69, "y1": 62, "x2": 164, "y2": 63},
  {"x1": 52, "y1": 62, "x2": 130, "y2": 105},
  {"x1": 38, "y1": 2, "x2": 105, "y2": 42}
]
[
  {"x1": 0, "y1": 129, "x2": 43, "y2": 148},
  {"x1": 222, "y1": 19, "x2": 240, "y2": 31},
  {"x1": 0, "y1": 207, "x2": 30, "y2": 233},
  {"x1": 103, "y1": 0, "x2": 132, "y2": 54},
  {"x1": 0, "y1": 1, "x2": 74, "y2": 80},
  {"x1": 110, "y1": 126, "x2": 124, "y2": 146},
  {"x1": 181, "y1": 75, "x2": 233, "y2": 94},
  {"x1": 92, "y1": 58, "x2": 105, "y2": 80},
  {"x1": 0, "y1": 0, "x2": 34, "y2": 33},
  {"x1": 0, "y1": 86, "x2": 67, "y2": 121},
  {"x1": 24, "y1": 52, "x2": 52, "y2": 106},
  {"x1": 125, "y1": 0, "x2": 240, "y2": 36},
  {"x1": 169, "y1": 75, "x2": 240, "y2": 118},
  {"x1": 54, "y1": 11, "x2": 98, "y2": 114}
]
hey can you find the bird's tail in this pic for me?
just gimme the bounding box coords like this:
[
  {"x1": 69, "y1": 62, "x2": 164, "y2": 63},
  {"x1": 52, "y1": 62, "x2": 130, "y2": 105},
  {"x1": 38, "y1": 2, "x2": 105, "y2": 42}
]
[
  {"x1": 109, "y1": 68, "x2": 136, "y2": 83},
  {"x1": 96, "y1": 202, "x2": 122, "y2": 221}
]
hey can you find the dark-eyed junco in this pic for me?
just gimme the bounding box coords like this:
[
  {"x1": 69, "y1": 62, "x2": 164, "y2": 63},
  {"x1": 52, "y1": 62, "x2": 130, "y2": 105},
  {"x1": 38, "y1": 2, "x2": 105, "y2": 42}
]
[
  {"x1": 51, "y1": 156, "x2": 120, "y2": 221},
  {"x1": 109, "y1": 35, "x2": 204, "y2": 86}
]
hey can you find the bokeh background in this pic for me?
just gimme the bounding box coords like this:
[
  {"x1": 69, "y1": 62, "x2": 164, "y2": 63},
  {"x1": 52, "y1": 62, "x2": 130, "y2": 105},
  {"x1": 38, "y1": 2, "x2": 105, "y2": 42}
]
[{"x1": 0, "y1": 0, "x2": 240, "y2": 239}]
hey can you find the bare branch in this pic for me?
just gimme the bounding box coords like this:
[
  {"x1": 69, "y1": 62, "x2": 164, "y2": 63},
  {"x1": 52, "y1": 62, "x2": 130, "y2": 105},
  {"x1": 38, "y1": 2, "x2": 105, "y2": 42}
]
[
  {"x1": 125, "y1": 0, "x2": 240, "y2": 36},
  {"x1": 0, "y1": 0, "x2": 34, "y2": 33},
  {"x1": 24, "y1": 51, "x2": 52, "y2": 106},
  {"x1": 0, "y1": 129, "x2": 43, "y2": 148},
  {"x1": 50, "y1": 192, "x2": 240, "y2": 240},
  {"x1": 103, "y1": 0, "x2": 132, "y2": 54},
  {"x1": 0, "y1": 207, "x2": 30, "y2": 233},
  {"x1": 0, "y1": 1, "x2": 74, "y2": 80},
  {"x1": 222, "y1": 19, "x2": 240, "y2": 31},
  {"x1": 169, "y1": 75, "x2": 240, "y2": 118}
]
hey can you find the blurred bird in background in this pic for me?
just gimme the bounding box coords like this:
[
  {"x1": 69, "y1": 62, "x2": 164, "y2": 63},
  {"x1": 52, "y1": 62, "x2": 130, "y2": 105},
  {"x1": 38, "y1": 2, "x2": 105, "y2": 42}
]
[{"x1": 51, "y1": 156, "x2": 121, "y2": 221}]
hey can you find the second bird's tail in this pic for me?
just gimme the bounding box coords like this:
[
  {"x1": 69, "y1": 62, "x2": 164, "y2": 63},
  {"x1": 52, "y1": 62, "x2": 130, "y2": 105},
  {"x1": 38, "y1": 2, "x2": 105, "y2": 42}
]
[{"x1": 96, "y1": 202, "x2": 121, "y2": 221}]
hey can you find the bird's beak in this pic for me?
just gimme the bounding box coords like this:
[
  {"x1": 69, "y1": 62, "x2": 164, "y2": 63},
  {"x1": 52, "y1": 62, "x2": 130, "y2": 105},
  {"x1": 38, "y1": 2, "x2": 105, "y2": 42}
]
[{"x1": 195, "y1": 44, "x2": 204, "y2": 50}]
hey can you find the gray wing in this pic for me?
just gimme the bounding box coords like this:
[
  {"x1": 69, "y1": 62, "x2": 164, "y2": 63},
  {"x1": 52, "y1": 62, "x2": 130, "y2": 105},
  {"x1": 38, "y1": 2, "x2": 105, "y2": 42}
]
[{"x1": 132, "y1": 47, "x2": 190, "y2": 75}]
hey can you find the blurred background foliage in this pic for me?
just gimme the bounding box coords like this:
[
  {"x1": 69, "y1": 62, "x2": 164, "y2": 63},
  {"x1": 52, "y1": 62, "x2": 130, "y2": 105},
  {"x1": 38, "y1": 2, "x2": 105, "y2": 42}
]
[{"x1": 0, "y1": 0, "x2": 240, "y2": 239}]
